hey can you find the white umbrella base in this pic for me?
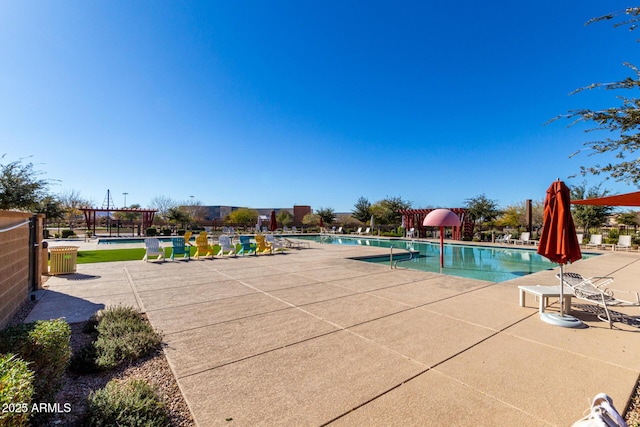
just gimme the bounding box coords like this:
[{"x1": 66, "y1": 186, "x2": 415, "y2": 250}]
[{"x1": 540, "y1": 312, "x2": 585, "y2": 328}]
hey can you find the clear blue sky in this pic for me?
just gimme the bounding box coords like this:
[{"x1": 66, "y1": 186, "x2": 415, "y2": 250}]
[{"x1": 0, "y1": 1, "x2": 636, "y2": 212}]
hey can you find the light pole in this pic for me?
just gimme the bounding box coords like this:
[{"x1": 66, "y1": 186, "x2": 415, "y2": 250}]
[{"x1": 123, "y1": 192, "x2": 128, "y2": 208}]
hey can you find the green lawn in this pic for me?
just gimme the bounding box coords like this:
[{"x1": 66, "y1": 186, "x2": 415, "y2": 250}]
[{"x1": 74, "y1": 246, "x2": 234, "y2": 264}]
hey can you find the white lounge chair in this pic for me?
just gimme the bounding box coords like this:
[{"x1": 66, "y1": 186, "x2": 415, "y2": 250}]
[
  {"x1": 363, "y1": 227, "x2": 371, "y2": 235},
  {"x1": 351, "y1": 227, "x2": 362, "y2": 235},
  {"x1": 558, "y1": 272, "x2": 640, "y2": 327},
  {"x1": 217, "y1": 235, "x2": 236, "y2": 257},
  {"x1": 585, "y1": 234, "x2": 603, "y2": 249},
  {"x1": 291, "y1": 226, "x2": 301, "y2": 233},
  {"x1": 406, "y1": 228, "x2": 415, "y2": 238},
  {"x1": 614, "y1": 235, "x2": 632, "y2": 251},
  {"x1": 511, "y1": 232, "x2": 531, "y2": 245},
  {"x1": 142, "y1": 238, "x2": 164, "y2": 262}
]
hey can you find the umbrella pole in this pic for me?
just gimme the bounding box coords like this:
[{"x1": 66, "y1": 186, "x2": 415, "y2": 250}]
[
  {"x1": 440, "y1": 226, "x2": 444, "y2": 268},
  {"x1": 559, "y1": 264, "x2": 565, "y2": 316}
]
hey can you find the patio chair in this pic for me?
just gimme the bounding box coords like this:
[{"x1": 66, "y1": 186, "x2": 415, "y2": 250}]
[
  {"x1": 335, "y1": 226, "x2": 343, "y2": 234},
  {"x1": 576, "y1": 233, "x2": 584, "y2": 246},
  {"x1": 558, "y1": 272, "x2": 640, "y2": 327},
  {"x1": 170, "y1": 237, "x2": 191, "y2": 261},
  {"x1": 183, "y1": 231, "x2": 193, "y2": 246},
  {"x1": 143, "y1": 238, "x2": 164, "y2": 262},
  {"x1": 217, "y1": 235, "x2": 236, "y2": 257},
  {"x1": 237, "y1": 235, "x2": 256, "y2": 256},
  {"x1": 511, "y1": 232, "x2": 531, "y2": 245},
  {"x1": 194, "y1": 232, "x2": 213, "y2": 259},
  {"x1": 614, "y1": 235, "x2": 632, "y2": 251},
  {"x1": 292, "y1": 226, "x2": 301, "y2": 233},
  {"x1": 266, "y1": 234, "x2": 285, "y2": 253},
  {"x1": 255, "y1": 234, "x2": 273, "y2": 254},
  {"x1": 351, "y1": 227, "x2": 362, "y2": 235},
  {"x1": 406, "y1": 228, "x2": 415, "y2": 238},
  {"x1": 283, "y1": 226, "x2": 291, "y2": 233},
  {"x1": 363, "y1": 227, "x2": 371, "y2": 235},
  {"x1": 585, "y1": 234, "x2": 603, "y2": 249}
]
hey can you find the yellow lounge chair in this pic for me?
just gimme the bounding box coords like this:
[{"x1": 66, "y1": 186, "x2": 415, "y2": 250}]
[
  {"x1": 194, "y1": 232, "x2": 213, "y2": 259},
  {"x1": 255, "y1": 234, "x2": 273, "y2": 254}
]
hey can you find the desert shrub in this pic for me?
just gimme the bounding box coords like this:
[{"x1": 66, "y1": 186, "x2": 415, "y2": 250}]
[
  {"x1": 93, "y1": 306, "x2": 162, "y2": 370},
  {"x1": 86, "y1": 379, "x2": 169, "y2": 427},
  {"x1": 69, "y1": 342, "x2": 100, "y2": 374},
  {"x1": 162, "y1": 228, "x2": 171, "y2": 236},
  {"x1": 0, "y1": 354, "x2": 34, "y2": 427},
  {"x1": 0, "y1": 319, "x2": 70, "y2": 403},
  {"x1": 61, "y1": 229, "x2": 76, "y2": 238},
  {"x1": 146, "y1": 227, "x2": 157, "y2": 236}
]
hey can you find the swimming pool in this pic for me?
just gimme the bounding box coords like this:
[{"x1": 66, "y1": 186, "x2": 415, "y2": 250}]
[{"x1": 298, "y1": 235, "x2": 595, "y2": 283}]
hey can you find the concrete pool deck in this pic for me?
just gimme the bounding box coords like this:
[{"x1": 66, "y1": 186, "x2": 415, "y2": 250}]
[{"x1": 28, "y1": 239, "x2": 640, "y2": 426}]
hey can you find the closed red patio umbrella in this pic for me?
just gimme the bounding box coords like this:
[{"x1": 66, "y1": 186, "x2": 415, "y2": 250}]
[
  {"x1": 269, "y1": 210, "x2": 278, "y2": 232},
  {"x1": 537, "y1": 180, "x2": 583, "y2": 328}
]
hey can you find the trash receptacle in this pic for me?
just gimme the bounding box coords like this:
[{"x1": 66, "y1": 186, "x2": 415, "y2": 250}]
[{"x1": 49, "y1": 246, "x2": 79, "y2": 275}]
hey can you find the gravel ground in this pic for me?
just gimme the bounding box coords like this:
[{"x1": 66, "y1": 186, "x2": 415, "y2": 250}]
[{"x1": 6, "y1": 298, "x2": 195, "y2": 427}]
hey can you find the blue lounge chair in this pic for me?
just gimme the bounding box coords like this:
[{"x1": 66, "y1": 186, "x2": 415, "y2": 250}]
[
  {"x1": 237, "y1": 235, "x2": 256, "y2": 256},
  {"x1": 170, "y1": 237, "x2": 191, "y2": 261}
]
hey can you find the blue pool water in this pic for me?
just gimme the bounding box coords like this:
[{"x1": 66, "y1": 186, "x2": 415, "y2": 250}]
[{"x1": 297, "y1": 235, "x2": 594, "y2": 283}]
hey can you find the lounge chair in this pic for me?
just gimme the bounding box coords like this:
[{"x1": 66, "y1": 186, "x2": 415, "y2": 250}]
[
  {"x1": 558, "y1": 272, "x2": 640, "y2": 327},
  {"x1": 576, "y1": 233, "x2": 584, "y2": 246},
  {"x1": 351, "y1": 227, "x2": 362, "y2": 235},
  {"x1": 585, "y1": 234, "x2": 603, "y2": 249},
  {"x1": 363, "y1": 227, "x2": 371, "y2": 235},
  {"x1": 406, "y1": 228, "x2": 415, "y2": 238},
  {"x1": 217, "y1": 235, "x2": 236, "y2": 257},
  {"x1": 255, "y1": 234, "x2": 273, "y2": 254},
  {"x1": 283, "y1": 226, "x2": 291, "y2": 233},
  {"x1": 511, "y1": 232, "x2": 531, "y2": 245},
  {"x1": 614, "y1": 235, "x2": 632, "y2": 251},
  {"x1": 237, "y1": 235, "x2": 256, "y2": 256},
  {"x1": 266, "y1": 234, "x2": 285, "y2": 253},
  {"x1": 291, "y1": 226, "x2": 301, "y2": 233},
  {"x1": 194, "y1": 232, "x2": 213, "y2": 259},
  {"x1": 335, "y1": 226, "x2": 343, "y2": 234},
  {"x1": 170, "y1": 237, "x2": 191, "y2": 261},
  {"x1": 143, "y1": 238, "x2": 164, "y2": 262}
]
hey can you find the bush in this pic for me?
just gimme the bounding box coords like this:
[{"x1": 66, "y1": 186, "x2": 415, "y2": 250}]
[
  {"x1": 86, "y1": 379, "x2": 169, "y2": 427},
  {"x1": 0, "y1": 319, "x2": 70, "y2": 403},
  {"x1": 61, "y1": 229, "x2": 76, "y2": 238},
  {"x1": 0, "y1": 354, "x2": 34, "y2": 427},
  {"x1": 94, "y1": 306, "x2": 162, "y2": 370},
  {"x1": 162, "y1": 228, "x2": 171, "y2": 236},
  {"x1": 146, "y1": 227, "x2": 157, "y2": 236},
  {"x1": 69, "y1": 342, "x2": 100, "y2": 374}
]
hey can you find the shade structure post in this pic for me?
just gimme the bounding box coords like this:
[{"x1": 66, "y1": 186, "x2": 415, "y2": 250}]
[{"x1": 422, "y1": 209, "x2": 461, "y2": 270}]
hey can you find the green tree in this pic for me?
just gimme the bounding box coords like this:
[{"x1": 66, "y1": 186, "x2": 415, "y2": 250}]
[
  {"x1": 315, "y1": 207, "x2": 336, "y2": 225},
  {"x1": 496, "y1": 205, "x2": 523, "y2": 228},
  {"x1": 570, "y1": 182, "x2": 614, "y2": 235},
  {"x1": 370, "y1": 196, "x2": 412, "y2": 228},
  {"x1": 36, "y1": 195, "x2": 65, "y2": 230},
  {"x1": 276, "y1": 210, "x2": 293, "y2": 227},
  {"x1": 302, "y1": 213, "x2": 320, "y2": 226},
  {"x1": 351, "y1": 197, "x2": 372, "y2": 223},
  {"x1": 554, "y1": 8, "x2": 640, "y2": 184},
  {"x1": 616, "y1": 211, "x2": 639, "y2": 233},
  {"x1": 464, "y1": 194, "x2": 500, "y2": 234},
  {"x1": 167, "y1": 206, "x2": 192, "y2": 229},
  {"x1": 227, "y1": 208, "x2": 258, "y2": 227},
  {"x1": 0, "y1": 155, "x2": 53, "y2": 211}
]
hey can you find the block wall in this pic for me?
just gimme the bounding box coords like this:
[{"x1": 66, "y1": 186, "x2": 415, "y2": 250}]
[{"x1": 0, "y1": 211, "x2": 38, "y2": 329}]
